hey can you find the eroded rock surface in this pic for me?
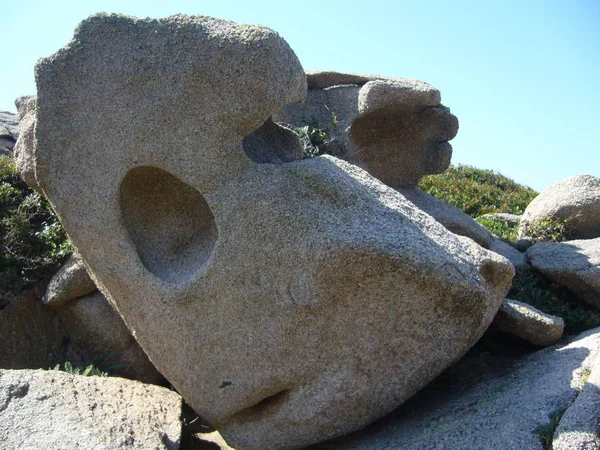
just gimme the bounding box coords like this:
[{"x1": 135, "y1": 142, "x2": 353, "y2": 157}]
[
  {"x1": 0, "y1": 369, "x2": 182, "y2": 449},
  {"x1": 13, "y1": 95, "x2": 39, "y2": 190},
  {"x1": 33, "y1": 14, "x2": 513, "y2": 449}
]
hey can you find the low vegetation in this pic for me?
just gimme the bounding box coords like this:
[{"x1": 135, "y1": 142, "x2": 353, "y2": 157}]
[
  {"x1": 0, "y1": 155, "x2": 71, "y2": 301},
  {"x1": 419, "y1": 164, "x2": 538, "y2": 217}
]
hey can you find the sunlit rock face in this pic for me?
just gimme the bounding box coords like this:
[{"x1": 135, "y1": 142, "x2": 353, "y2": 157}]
[{"x1": 33, "y1": 13, "x2": 513, "y2": 450}]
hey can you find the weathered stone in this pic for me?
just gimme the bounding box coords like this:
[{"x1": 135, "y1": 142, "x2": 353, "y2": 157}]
[
  {"x1": 0, "y1": 111, "x2": 18, "y2": 138},
  {"x1": 242, "y1": 117, "x2": 303, "y2": 164},
  {"x1": 312, "y1": 327, "x2": 600, "y2": 450},
  {"x1": 347, "y1": 79, "x2": 458, "y2": 187},
  {"x1": 0, "y1": 369, "x2": 182, "y2": 449},
  {"x1": 520, "y1": 174, "x2": 600, "y2": 240},
  {"x1": 489, "y1": 238, "x2": 528, "y2": 271},
  {"x1": 15, "y1": 95, "x2": 37, "y2": 122},
  {"x1": 13, "y1": 95, "x2": 39, "y2": 190},
  {"x1": 33, "y1": 13, "x2": 513, "y2": 449},
  {"x1": 0, "y1": 293, "x2": 64, "y2": 370},
  {"x1": 42, "y1": 252, "x2": 96, "y2": 306},
  {"x1": 493, "y1": 298, "x2": 564, "y2": 346},
  {"x1": 396, "y1": 185, "x2": 493, "y2": 248},
  {"x1": 553, "y1": 347, "x2": 600, "y2": 450},
  {"x1": 527, "y1": 238, "x2": 600, "y2": 310},
  {"x1": 59, "y1": 291, "x2": 165, "y2": 384}
]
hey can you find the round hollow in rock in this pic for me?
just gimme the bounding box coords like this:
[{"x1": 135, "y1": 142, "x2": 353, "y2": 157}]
[{"x1": 119, "y1": 166, "x2": 218, "y2": 283}]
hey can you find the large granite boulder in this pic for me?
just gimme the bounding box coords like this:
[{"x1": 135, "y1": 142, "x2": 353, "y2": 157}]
[
  {"x1": 32, "y1": 14, "x2": 513, "y2": 449},
  {"x1": 520, "y1": 174, "x2": 600, "y2": 240},
  {"x1": 0, "y1": 369, "x2": 182, "y2": 449},
  {"x1": 527, "y1": 238, "x2": 600, "y2": 310}
]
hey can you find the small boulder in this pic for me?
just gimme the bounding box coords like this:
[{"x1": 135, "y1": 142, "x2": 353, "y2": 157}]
[
  {"x1": 527, "y1": 238, "x2": 600, "y2": 310},
  {"x1": 493, "y1": 298, "x2": 564, "y2": 346},
  {"x1": 42, "y1": 252, "x2": 97, "y2": 306},
  {"x1": 0, "y1": 369, "x2": 182, "y2": 449},
  {"x1": 520, "y1": 174, "x2": 600, "y2": 240},
  {"x1": 478, "y1": 212, "x2": 522, "y2": 227}
]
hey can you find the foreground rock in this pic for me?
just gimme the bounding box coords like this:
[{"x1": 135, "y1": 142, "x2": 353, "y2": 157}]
[
  {"x1": 311, "y1": 327, "x2": 600, "y2": 450},
  {"x1": 553, "y1": 346, "x2": 600, "y2": 450},
  {"x1": 0, "y1": 369, "x2": 181, "y2": 449},
  {"x1": 33, "y1": 13, "x2": 513, "y2": 450},
  {"x1": 520, "y1": 174, "x2": 600, "y2": 240},
  {"x1": 527, "y1": 238, "x2": 600, "y2": 310},
  {"x1": 42, "y1": 252, "x2": 96, "y2": 306},
  {"x1": 493, "y1": 298, "x2": 564, "y2": 346}
]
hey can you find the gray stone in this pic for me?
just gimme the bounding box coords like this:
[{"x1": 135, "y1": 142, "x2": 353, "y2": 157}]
[
  {"x1": 527, "y1": 238, "x2": 600, "y2": 310},
  {"x1": 516, "y1": 237, "x2": 535, "y2": 252},
  {"x1": 0, "y1": 368, "x2": 182, "y2": 449},
  {"x1": 42, "y1": 252, "x2": 97, "y2": 306},
  {"x1": 242, "y1": 117, "x2": 303, "y2": 164},
  {"x1": 493, "y1": 298, "x2": 564, "y2": 346},
  {"x1": 553, "y1": 347, "x2": 600, "y2": 450},
  {"x1": 15, "y1": 95, "x2": 37, "y2": 122},
  {"x1": 0, "y1": 293, "x2": 64, "y2": 370},
  {"x1": 396, "y1": 185, "x2": 493, "y2": 248},
  {"x1": 311, "y1": 327, "x2": 600, "y2": 450},
  {"x1": 520, "y1": 174, "x2": 600, "y2": 240},
  {"x1": 0, "y1": 111, "x2": 18, "y2": 138},
  {"x1": 490, "y1": 238, "x2": 528, "y2": 271},
  {"x1": 59, "y1": 291, "x2": 165, "y2": 384},
  {"x1": 13, "y1": 96, "x2": 39, "y2": 190},
  {"x1": 33, "y1": 13, "x2": 513, "y2": 450},
  {"x1": 478, "y1": 212, "x2": 522, "y2": 226}
]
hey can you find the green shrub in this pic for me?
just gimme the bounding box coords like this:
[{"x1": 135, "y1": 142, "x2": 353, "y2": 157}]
[
  {"x1": 0, "y1": 156, "x2": 71, "y2": 300},
  {"x1": 419, "y1": 165, "x2": 538, "y2": 217},
  {"x1": 522, "y1": 217, "x2": 574, "y2": 243},
  {"x1": 475, "y1": 216, "x2": 519, "y2": 244},
  {"x1": 52, "y1": 361, "x2": 109, "y2": 377}
]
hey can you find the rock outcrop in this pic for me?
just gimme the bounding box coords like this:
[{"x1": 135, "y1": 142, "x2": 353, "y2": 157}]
[
  {"x1": 0, "y1": 369, "x2": 182, "y2": 449},
  {"x1": 0, "y1": 111, "x2": 18, "y2": 155},
  {"x1": 492, "y1": 298, "x2": 564, "y2": 346},
  {"x1": 520, "y1": 174, "x2": 600, "y2": 240},
  {"x1": 527, "y1": 238, "x2": 600, "y2": 310},
  {"x1": 32, "y1": 13, "x2": 514, "y2": 450},
  {"x1": 311, "y1": 326, "x2": 600, "y2": 450}
]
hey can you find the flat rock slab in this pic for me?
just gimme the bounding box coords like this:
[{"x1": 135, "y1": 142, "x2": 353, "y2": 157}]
[
  {"x1": 309, "y1": 327, "x2": 600, "y2": 450},
  {"x1": 0, "y1": 369, "x2": 182, "y2": 449}
]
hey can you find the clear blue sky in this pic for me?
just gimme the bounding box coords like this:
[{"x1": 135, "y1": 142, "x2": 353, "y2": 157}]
[{"x1": 3, "y1": 0, "x2": 599, "y2": 191}]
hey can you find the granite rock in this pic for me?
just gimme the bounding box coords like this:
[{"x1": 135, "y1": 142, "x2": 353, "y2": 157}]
[
  {"x1": 493, "y1": 298, "x2": 564, "y2": 346},
  {"x1": 0, "y1": 369, "x2": 181, "y2": 449},
  {"x1": 33, "y1": 13, "x2": 513, "y2": 450},
  {"x1": 527, "y1": 238, "x2": 600, "y2": 310},
  {"x1": 13, "y1": 95, "x2": 39, "y2": 189},
  {"x1": 42, "y1": 252, "x2": 96, "y2": 306}
]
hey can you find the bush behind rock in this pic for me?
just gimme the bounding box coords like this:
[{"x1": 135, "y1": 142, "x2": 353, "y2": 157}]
[{"x1": 0, "y1": 155, "x2": 71, "y2": 300}]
